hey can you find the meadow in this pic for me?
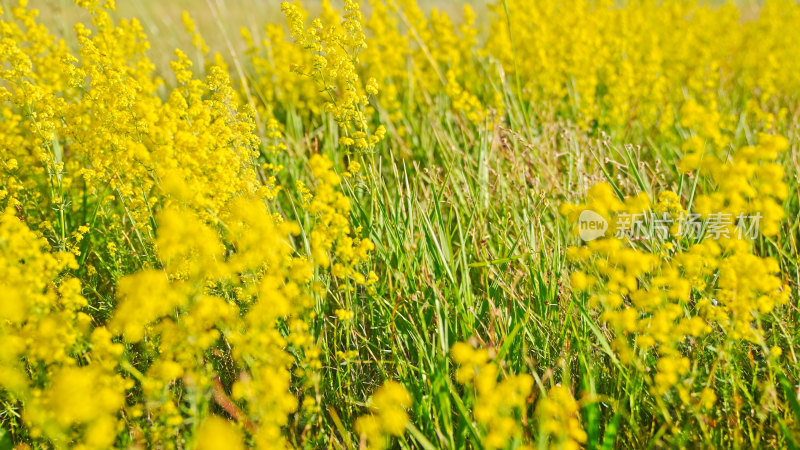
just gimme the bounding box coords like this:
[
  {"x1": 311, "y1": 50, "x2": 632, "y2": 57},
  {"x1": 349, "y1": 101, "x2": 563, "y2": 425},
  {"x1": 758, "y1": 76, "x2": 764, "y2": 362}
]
[{"x1": 1, "y1": 0, "x2": 800, "y2": 448}]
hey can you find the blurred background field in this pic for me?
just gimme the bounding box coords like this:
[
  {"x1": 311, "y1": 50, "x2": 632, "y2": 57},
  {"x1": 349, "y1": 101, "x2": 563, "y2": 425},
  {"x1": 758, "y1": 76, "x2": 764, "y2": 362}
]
[{"x1": 27, "y1": 0, "x2": 478, "y2": 70}]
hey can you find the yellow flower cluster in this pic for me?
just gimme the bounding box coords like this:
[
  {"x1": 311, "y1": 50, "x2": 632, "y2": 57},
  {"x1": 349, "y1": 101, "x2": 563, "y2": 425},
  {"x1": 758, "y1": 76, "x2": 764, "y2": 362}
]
[
  {"x1": 279, "y1": 0, "x2": 385, "y2": 151},
  {"x1": 308, "y1": 154, "x2": 375, "y2": 282},
  {"x1": 0, "y1": 208, "x2": 127, "y2": 448},
  {"x1": 451, "y1": 342, "x2": 533, "y2": 449},
  {"x1": 103, "y1": 157, "x2": 372, "y2": 446},
  {"x1": 239, "y1": 0, "x2": 800, "y2": 137},
  {"x1": 689, "y1": 133, "x2": 789, "y2": 237},
  {"x1": 355, "y1": 381, "x2": 412, "y2": 449},
  {"x1": 562, "y1": 133, "x2": 791, "y2": 399},
  {"x1": 0, "y1": 0, "x2": 260, "y2": 247},
  {"x1": 486, "y1": 0, "x2": 800, "y2": 133},
  {"x1": 536, "y1": 386, "x2": 587, "y2": 450},
  {"x1": 242, "y1": 0, "x2": 495, "y2": 136},
  {"x1": 0, "y1": 1, "x2": 376, "y2": 440}
]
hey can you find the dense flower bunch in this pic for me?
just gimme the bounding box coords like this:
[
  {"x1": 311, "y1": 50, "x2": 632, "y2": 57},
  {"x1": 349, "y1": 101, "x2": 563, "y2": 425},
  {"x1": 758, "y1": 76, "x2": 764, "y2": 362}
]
[
  {"x1": 277, "y1": 0, "x2": 385, "y2": 152},
  {"x1": 486, "y1": 0, "x2": 800, "y2": 134},
  {"x1": 0, "y1": 0, "x2": 378, "y2": 447},
  {"x1": 0, "y1": 0, "x2": 261, "y2": 249},
  {"x1": 240, "y1": 0, "x2": 800, "y2": 138},
  {"x1": 242, "y1": 0, "x2": 496, "y2": 134},
  {"x1": 0, "y1": 207, "x2": 126, "y2": 448},
  {"x1": 354, "y1": 381, "x2": 412, "y2": 449},
  {"x1": 106, "y1": 197, "x2": 312, "y2": 446},
  {"x1": 99, "y1": 152, "x2": 373, "y2": 447},
  {"x1": 562, "y1": 131, "x2": 791, "y2": 401},
  {"x1": 451, "y1": 342, "x2": 537, "y2": 448},
  {"x1": 536, "y1": 386, "x2": 588, "y2": 450}
]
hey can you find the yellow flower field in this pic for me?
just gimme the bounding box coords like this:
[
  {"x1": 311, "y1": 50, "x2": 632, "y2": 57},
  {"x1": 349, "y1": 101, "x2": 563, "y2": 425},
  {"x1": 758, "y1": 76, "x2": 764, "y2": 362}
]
[{"x1": 1, "y1": 0, "x2": 799, "y2": 447}]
